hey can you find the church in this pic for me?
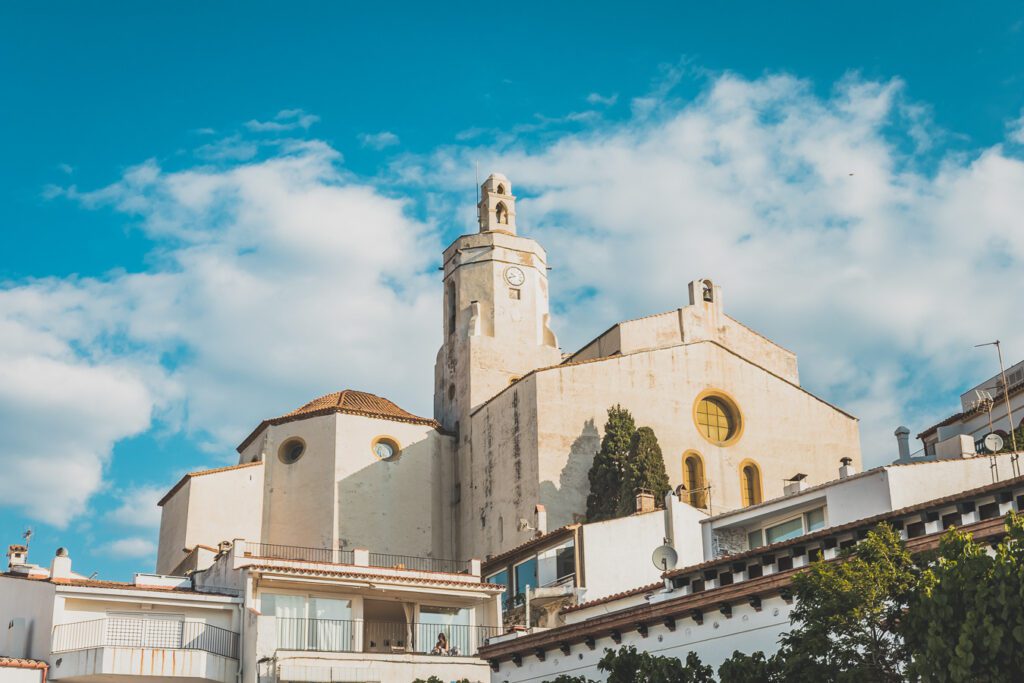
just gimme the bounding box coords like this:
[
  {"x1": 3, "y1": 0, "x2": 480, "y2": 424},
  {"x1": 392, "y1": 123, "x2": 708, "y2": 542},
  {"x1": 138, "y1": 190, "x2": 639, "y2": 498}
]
[{"x1": 155, "y1": 173, "x2": 862, "y2": 575}]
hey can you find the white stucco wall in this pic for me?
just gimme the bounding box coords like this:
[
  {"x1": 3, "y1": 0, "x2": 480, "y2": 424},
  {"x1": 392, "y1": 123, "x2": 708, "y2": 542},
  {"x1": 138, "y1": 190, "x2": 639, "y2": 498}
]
[
  {"x1": 493, "y1": 595, "x2": 794, "y2": 682},
  {"x1": 0, "y1": 577, "x2": 55, "y2": 660}
]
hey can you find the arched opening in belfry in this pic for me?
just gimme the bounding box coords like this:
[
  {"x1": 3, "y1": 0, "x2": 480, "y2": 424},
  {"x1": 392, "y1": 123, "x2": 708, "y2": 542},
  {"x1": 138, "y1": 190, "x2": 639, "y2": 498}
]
[
  {"x1": 701, "y1": 279, "x2": 714, "y2": 302},
  {"x1": 496, "y1": 202, "x2": 509, "y2": 225},
  {"x1": 446, "y1": 281, "x2": 456, "y2": 336},
  {"x1": 496, "y1": 184, "x2": 505, "y2": 194}
]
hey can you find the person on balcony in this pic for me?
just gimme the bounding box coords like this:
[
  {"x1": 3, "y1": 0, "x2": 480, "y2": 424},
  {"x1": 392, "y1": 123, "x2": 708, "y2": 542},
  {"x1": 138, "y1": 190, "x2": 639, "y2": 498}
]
[{"x1": 431, "y1": 632, "x2": 449, "y2": 655}]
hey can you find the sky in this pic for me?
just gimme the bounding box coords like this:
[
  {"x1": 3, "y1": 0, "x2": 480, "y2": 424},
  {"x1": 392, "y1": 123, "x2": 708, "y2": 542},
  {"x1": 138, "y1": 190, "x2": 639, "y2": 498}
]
[{"x1": 1, "y1": 1, "x2": 1023, "y2": 580}]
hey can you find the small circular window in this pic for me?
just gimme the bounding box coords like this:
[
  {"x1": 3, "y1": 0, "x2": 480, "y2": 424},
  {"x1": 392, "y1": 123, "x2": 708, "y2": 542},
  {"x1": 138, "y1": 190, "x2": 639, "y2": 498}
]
[
  {"x1": 372, "y1": 436, "x2": 401, "y2": 461},
  {"x1": 693, "y1": 391, "x2": 743, "y2": 446},
  {"x1": 278, "y1": 438, "x2": 306, "y2": 464}
]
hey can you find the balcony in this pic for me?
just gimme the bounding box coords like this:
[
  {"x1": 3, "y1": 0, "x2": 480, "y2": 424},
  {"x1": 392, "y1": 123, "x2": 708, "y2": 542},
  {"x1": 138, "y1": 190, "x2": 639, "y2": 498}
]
[
  {"x1": 50, "y1": 617, "x2": 239, "y2": 683},
  {"x1": 243, "y1": 542, "x2": 471, "y2": 575},
  {"x1": 275, "y1": 618, "x2": 500, "y2": 657}
]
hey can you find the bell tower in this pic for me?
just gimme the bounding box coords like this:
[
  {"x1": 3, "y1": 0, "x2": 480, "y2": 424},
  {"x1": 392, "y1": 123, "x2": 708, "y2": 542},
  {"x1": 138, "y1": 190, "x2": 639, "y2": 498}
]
[{"x1": 434, "y1": 172, "x2": 562, "y2": 431}]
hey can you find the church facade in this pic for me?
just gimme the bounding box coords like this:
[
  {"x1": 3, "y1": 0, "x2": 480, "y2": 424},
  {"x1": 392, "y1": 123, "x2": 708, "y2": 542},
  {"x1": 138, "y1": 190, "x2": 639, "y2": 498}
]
[{"x1": 156, "y1": 173, "x2": 861, "y2": 574}]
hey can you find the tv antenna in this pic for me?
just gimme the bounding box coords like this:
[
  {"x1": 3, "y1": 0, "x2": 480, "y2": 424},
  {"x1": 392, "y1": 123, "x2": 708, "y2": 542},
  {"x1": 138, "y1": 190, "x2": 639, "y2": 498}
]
[
  {"x1": 22, "y1": 528, "x2": 33, "y2": 550},
  {"x1": 976, "y1": 341, "x2": 1019, "y2": 477}
]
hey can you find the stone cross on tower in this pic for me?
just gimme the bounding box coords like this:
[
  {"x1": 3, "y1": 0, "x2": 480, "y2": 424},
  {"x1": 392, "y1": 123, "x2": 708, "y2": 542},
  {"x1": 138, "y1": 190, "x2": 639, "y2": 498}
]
[{"x1": 477, "y1": 173, "x2": 516, "y2": 234}]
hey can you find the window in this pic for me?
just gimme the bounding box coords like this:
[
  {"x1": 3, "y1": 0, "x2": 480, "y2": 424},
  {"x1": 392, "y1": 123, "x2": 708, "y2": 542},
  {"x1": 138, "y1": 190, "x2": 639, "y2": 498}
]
[
  {"x1": 263, "y1": 594, "x2": 352, "y2": 651},
  {"x1": 496, "y1": 202, "x2": 509, "y2": 224},
  {"x1": 746, "y1": 507, "x2": 827, "y2": 549},
  {"x1": 765, "y1": 517, "x2": 804, "y2": 544},
  {"x1": 487, "y1": 569, "x2": 512, "y2": 610},
  {"x1": 740, "y1": 461, "x2": 762, "y2": 506},
  {"x1": 514, "y1": 557, "x2": 538, "y2": 602},
  {"x1": 371, "y1": 436, "x2": 401, "y2": 461},
  {"x1": 682, "y1": 452, "x2": 707, "y2": 509},
  {"x1": 278, "y1": 438, "x2": 305, "y2": 465},
  {"x1": 555, "y1": 545, "x2": 575, "y2": 582},
  {"x1": 509, "y1": 288, "x2": 521, "y2": 299},
  {"x1": 694, "y1": 391, "x2": 742, "y2": 445},
  {"x1": 418, "y1": 606, "x2": 471, "y2": 655}
]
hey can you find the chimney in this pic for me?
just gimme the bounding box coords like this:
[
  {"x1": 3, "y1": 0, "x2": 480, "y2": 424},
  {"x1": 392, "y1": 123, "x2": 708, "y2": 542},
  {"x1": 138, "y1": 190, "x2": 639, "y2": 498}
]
[
  {"x1": 534, "y1": 504, "x2": 547, "y2": 536},
  {"x1": 635, "y1": 489, "x2": 655, "y2": 514},
  {"x1": 783, "y1": 473, "x2": 808, "y2": 496},
  {"x1": 7, "y1": 544, "x2": 27, "y2": 570},
  {"x1": 894, "y1": 426, "x2": 911, "y2": 461},
  {"x1": 839, "y1": 457, "x2": 857, "y2": 479},
  {"x1": 50, "y1": 547, "x2": 73, "y2": 579}
]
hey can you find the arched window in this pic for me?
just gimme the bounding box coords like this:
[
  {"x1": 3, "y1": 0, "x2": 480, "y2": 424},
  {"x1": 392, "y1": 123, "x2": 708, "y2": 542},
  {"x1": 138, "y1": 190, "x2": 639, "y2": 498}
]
[
  {"x1": 496, "y1": 184, "x2": 505, "y2": 194},
  {"x1": 496, "y1": 202, "x2": 509, "y2": 225},
  {"x1": 446, "y1": 281, "x2": 456, "y2": 336},
  {"x1": 682, "y1": 452, "x2": 707, "y2": 509},
  {"x1": 740, "y1": 461, "x2": 762, "y2": 507}
]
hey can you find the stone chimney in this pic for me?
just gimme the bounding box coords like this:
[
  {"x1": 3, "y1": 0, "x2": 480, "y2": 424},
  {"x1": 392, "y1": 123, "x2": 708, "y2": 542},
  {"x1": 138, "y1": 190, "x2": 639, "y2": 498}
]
[
  {"x1": 50, "y1": 547, "x2": 73, "y2": 579},
  {"x1": 534, "y1": 504, "x2": 547, "y2": 536},
  {"x1": 6, "y1": 544, "x2": 27, "y2": 570},
  {"x1": 839, "y1": 457, "x2": 857, "y2": 479},
  {"x1": 895, "y1": 426, "x2": 911, "y2": 461},
  {"x1": 783, "y1": 473, "x2": 808, "y2": 496},
  {"x1": 635, "y1": 489, "x2": 655, "y2": 514}
]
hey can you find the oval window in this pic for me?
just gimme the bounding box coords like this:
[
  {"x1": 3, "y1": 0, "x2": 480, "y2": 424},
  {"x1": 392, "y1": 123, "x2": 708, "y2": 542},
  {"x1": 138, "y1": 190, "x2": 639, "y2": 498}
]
[
  {"x1": 372, "y1": 436, "x2": 401, "y2": 461},
  {"x1": 278, "y1": 438, "x2": 306, "y2": 464},
  {"x1": 693, "y1": 391, "x2": 743, "y2": 446}
]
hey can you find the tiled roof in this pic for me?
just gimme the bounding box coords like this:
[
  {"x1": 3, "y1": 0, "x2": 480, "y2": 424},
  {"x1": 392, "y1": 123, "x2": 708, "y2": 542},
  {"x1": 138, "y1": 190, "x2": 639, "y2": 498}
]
[
  {"x1": 0, "y1": 572, "x2": 237, "y2": 597},
  {"x1": 245, "y1": 564, "x2": 506, "y2": 591},
  {"x1": 917, "y1": 377, "x2": 1024, "y2": 439},
  {"x1": 482, "y1": 525, "x2": 580, "y2": 572},
  {"x1": 158, "y1": 461, "x2": 263, "y2": 506},
  {"x1": 238, "y1": 389, "x2": 441, "y2": 452},
  {"x1": 562, "y1": 580, "x2": 664, "y2": 614},
  {"x1": 0, "y1": 658, "x2": 47, "y2": 670},
  {"x1": 665, "y1": 472, "x2": 1024, "y2": 580}
]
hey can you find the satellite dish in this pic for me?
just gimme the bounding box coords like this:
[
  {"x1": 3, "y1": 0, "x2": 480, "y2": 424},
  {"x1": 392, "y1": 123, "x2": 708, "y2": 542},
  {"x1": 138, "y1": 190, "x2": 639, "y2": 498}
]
[
  {"x1": 652, "y1": 544, "x2": 678, "y2": 572},
  {"x1": 985, "y1": 433, "x2": 1004, "y2": 453}
]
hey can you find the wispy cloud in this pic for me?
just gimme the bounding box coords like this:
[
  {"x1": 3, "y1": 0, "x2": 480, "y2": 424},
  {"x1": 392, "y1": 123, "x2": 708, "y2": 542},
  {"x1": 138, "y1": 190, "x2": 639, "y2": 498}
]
[
  {"x1": 586, "y1": 92, "x2": 618, "y2": 106},
  {"x1": 245, "y1": 108, "x2": 320, "y2": 132},
  {"x1": 100, "y1": 537, "x2": 157, "y2": 559},
  {"x1": 359, "y1": 131, "x2": 400, "y2": 150}
]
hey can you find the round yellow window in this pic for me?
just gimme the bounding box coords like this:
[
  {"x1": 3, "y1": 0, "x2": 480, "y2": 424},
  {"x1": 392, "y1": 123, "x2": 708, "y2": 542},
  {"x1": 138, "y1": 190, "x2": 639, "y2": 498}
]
[{"x1": 694, "y1": 392, "x2": 742, "y2": 446}]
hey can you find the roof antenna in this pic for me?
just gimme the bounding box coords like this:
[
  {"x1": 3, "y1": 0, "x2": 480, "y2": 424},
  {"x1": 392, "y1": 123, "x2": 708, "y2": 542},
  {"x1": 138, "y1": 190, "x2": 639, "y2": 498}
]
[
  {"x1": 474, "y1": 161, "x2": 480, "y2": 230},
  {"x1": 22, "y1": 528, "x2": 33, "y2": 550}
]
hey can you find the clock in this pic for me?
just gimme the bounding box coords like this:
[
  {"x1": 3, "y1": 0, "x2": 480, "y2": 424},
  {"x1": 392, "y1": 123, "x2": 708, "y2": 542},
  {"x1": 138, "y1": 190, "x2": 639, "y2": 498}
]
[{"x1": 504, "y1": 266, "x2": 526, "y2": 287}]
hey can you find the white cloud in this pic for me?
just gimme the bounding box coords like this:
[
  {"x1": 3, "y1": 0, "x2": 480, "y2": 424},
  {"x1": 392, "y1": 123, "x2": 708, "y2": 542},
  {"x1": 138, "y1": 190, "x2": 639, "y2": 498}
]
[
  {"x1": 9, "y1": 70, "x2": 1024, "y2": 535},
  {"x1": 586, "y1": 92, "x2": 618, "y2": 106},
  {"x1": 407, "y1": 72, "x2": 1024, "y2": 464},
  {"x1": 105, "y1": 485, "x2": 166, "y2": 529},
  {"x1": 101, "y1": 537, "x2": 157, "y2": 559},
  {"x1": 245, "y1": 109, "x2": 320, "y2": 132},
  {"x1": 359, "y1": 131, "x2": 400, "y2": 150},
  {"x1": 1009, "y1": 111, "x2": 1024, "y2": 144}
]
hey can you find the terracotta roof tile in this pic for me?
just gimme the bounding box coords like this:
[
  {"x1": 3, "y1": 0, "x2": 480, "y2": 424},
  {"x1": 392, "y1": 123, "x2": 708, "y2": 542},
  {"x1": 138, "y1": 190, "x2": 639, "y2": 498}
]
[
  {"x1": 0, "y1": 572, "x2": 237, "y2": 597},
  {"x1": 158, "y1": 461, "x2": 263, "y2": 506},
  {"x1": 562, "y1": 581, "x2": 664, "y2": 614},
  {"x1": 0, "y1": 658, "x2": 48, "y2": 670},
  {"x1": 237, "y1": 389, "x2": 442, "y2": 452},
  {"x1": 245, "y1": 564, "x2": 505, "y2": 591}
]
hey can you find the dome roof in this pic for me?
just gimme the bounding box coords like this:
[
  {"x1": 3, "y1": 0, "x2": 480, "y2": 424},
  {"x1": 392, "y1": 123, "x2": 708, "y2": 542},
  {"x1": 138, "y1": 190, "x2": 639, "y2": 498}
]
[{"x1": 237, "y1": 389, "x2": 439, "y2": 452}]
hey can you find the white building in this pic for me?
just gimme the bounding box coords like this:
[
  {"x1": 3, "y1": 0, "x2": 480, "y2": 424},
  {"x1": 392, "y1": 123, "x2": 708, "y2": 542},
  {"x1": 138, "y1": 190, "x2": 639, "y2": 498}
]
[{"x1": 481, "y1": 472, "x2": 1024, "y2": 680}]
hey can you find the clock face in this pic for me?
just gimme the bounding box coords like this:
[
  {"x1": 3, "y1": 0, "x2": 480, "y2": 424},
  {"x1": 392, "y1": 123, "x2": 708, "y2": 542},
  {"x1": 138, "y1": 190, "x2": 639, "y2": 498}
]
[
  {"x1": 374, "y1": 442, "x2": 395, "y2": 460},
  {"x1": 505, "y1": 266, "x2": 526, "y2": 287}
]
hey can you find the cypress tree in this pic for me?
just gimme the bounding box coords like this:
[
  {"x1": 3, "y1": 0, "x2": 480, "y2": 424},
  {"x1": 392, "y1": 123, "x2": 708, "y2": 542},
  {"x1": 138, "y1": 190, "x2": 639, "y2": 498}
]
[
  {"x1": 586, "y1": 405, "x2": 636, "y2": 522},
  {"x1": 618, "y1": 426, "x2": 672, "y2": 517}
]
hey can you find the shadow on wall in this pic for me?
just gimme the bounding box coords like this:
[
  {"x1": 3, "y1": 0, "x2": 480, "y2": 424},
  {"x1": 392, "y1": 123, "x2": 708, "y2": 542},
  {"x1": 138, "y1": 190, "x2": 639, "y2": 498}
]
[
  {"x1": 538, "y1": 419, "x2": 600, "y2": 530},
  {"x1": 335, "y1": 437, "x2": 439, "y2": 557}
]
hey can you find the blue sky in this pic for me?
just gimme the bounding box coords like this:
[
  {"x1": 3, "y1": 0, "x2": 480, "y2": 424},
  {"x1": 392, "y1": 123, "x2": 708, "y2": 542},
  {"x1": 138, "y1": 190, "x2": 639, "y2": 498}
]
[{"x1": 2, "y1": 2, "x2": 1023, "y2": 580}]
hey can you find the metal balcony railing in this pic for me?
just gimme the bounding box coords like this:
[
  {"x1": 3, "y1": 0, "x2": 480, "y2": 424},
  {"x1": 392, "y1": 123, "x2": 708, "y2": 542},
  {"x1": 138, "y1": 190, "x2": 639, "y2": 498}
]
[
  {"x1": 366, "y1": 552, "x2": 467, "y2": 574},
  {"x1": 275, "y1": 618, "x2": 501, "y2": 656},
  {"x1": 244, "y1": 542, "x2": 355, "y2": 565},
  {"x1": 243, "y1": 541, "x2": 468, "y2": 574},
  {"x1": 52, "y1": 617, "x2": 239, "y2": 659}
]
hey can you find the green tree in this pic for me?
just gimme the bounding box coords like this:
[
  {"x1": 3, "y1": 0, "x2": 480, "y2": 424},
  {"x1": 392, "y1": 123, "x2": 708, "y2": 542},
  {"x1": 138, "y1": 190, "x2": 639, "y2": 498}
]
[
  {"x1": 543, "y1": 646, "x2": 713, "y2": 683},
  {"x1": 777, "y1": 523, "x2": 915, "y2": 682},
  {"x1": 586, "y1": 405, "x2": 636, "y2": 522},
  {"x1": 903, "y1": 511, "x2": 1024, "y2": 682},
  {"x1": 717, "y1": 650, "x2": 784, "y2": 682},
  {"x1": 617, "y1": 426, "x2": 672, "y2": 517}
]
